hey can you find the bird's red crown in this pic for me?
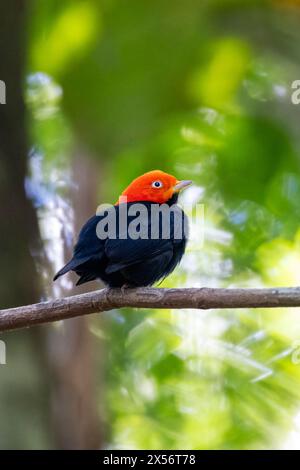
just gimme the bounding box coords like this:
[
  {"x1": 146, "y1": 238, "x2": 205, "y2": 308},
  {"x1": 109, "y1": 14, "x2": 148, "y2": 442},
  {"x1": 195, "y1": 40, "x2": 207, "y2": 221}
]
[{"x1": 117, "y1": 170, "x2": 191, "y2": 204}]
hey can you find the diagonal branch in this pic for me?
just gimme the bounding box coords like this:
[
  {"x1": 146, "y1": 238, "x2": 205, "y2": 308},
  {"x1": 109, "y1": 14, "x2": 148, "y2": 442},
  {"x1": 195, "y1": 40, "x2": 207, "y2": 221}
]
[{"x1": 1, "y1": 286, "x2": 300, "y2": 333}]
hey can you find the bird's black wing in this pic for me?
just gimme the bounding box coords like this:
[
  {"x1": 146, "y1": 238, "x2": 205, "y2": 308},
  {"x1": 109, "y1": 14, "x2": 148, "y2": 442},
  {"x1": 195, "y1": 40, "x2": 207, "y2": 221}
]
[
  {"x1": 105, "y1": 237, "x2": 174, "y2": 274},
  {"x1": 53, "y1": 214, "x2": 105, "y2": 281},
  {"x1": 105, "y1": 237, "x2": 175, "y2": 286},
  {"x1": 73, "y1": 214, "x2": 105, "y2": 259},
  {"x1": 54, "y1": 203, "x2": 187, "y2": 287},
  {"x1": 104, "y1": 203, "x2": 186, "y2": 284}
]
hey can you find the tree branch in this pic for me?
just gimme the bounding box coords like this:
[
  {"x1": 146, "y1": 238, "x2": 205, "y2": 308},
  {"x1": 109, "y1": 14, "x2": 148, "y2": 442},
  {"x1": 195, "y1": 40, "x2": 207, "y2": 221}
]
[{"x1": 1, "y1": 286, "x2": 300, "y2": 332}]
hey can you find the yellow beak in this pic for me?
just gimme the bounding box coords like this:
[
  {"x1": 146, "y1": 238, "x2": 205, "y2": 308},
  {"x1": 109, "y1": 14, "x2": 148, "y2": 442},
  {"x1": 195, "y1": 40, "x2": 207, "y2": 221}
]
[{"x1": 173, "y1": 180, "x2": 192, "y2": 192}]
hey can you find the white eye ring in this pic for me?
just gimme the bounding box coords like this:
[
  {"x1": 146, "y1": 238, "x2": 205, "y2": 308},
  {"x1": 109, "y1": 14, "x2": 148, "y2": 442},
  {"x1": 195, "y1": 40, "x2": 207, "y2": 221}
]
[{"x1": 152, "y1": 180, "x2": 163, "y2": 189}]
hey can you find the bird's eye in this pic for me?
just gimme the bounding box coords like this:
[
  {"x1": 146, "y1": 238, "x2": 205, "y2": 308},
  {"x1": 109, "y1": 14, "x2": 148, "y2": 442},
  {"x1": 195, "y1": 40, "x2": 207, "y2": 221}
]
[{"x1": 152, "y1": 180, "x2": 163, "y2": 188}]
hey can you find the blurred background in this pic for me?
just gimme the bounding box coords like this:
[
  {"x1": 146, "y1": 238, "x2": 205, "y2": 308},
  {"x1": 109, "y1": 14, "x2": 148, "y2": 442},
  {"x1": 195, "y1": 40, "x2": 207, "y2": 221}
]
[{"x1": 1, "y1": 0, "x2": 300, "y2": 449}]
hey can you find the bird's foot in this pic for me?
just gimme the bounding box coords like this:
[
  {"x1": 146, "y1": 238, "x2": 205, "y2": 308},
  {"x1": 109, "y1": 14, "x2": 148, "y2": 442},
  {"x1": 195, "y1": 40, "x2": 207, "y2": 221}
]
[{"x1": 121, "y1": 283, "x2": 131, "y2": 295}]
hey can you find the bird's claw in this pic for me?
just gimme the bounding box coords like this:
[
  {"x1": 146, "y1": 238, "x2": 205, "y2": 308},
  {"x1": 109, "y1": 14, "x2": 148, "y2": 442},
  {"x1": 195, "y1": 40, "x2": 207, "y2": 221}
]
[{"x1": 121, "y1": 283, "x2": 131, "y2": 295}]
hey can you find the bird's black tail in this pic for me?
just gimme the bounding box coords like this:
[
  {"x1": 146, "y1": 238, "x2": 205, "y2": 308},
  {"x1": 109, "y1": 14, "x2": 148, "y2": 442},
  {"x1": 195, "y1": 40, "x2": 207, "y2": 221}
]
[{"x1": 53, "y1": 258, "x2": 85, "y2": 281}]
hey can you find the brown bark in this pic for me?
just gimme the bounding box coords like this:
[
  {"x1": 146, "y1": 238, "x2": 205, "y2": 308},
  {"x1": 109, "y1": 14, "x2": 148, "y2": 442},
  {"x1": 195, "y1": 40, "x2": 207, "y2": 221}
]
[{"x1": 1, "y1": 286, "x2": 300, "y2": 333}]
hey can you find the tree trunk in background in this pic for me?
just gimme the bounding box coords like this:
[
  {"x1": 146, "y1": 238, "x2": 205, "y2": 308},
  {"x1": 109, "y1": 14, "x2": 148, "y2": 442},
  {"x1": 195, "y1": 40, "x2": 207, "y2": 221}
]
[
  {"x1": 0, "y1": 2, "x2": 103, "y2": 449},
  {"x1": 0, "y1": 0, "x2": 41, "y2": 308},
  {"x1": 0, "y1": 1, "x2": 53, "y2": 450},
  {"x1": 48, "y1": 152, "x2": 103, "y2": 449}
]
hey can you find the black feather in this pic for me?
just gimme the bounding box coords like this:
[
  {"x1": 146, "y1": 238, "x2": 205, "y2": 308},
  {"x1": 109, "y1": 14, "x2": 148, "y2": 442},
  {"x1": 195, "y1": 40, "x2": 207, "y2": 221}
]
[
  {"x1": 53, "y1": 201, "x2": 188, "y2": 287},
  {"x1": 53, "y1": 256, "x2": 90, "y2": 281}
]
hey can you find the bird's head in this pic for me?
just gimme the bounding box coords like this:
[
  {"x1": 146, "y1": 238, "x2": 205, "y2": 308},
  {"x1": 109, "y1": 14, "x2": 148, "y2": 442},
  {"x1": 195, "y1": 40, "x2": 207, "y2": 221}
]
[{"x1": 117, "y1": 170, "x2": 192, "y2": 204}]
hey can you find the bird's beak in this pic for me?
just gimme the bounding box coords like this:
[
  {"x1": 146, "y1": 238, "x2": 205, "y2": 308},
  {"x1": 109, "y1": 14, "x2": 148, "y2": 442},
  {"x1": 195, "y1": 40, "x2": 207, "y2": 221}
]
[{"x1": 173, "y1": 180, "x2": 192, "y2": 192}]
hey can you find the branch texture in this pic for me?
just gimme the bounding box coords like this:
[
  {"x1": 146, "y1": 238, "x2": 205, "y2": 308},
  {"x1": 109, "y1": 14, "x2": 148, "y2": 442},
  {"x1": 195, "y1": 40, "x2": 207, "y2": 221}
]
[{"x1": 1, "y1": 286, "x2": 300, "y2": 332}]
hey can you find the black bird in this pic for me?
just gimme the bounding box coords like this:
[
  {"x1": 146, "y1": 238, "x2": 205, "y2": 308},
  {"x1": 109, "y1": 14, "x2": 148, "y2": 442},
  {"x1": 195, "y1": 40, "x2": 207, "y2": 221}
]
[{"x1": 54, "y1": 170, "x2": 191, "y2": 287}]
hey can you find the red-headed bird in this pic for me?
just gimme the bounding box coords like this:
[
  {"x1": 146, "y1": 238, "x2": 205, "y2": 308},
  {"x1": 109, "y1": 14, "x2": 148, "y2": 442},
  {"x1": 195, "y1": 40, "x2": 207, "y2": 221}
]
[{"x1": 54, "y1": 170, "x2": 191, "y2": 287}]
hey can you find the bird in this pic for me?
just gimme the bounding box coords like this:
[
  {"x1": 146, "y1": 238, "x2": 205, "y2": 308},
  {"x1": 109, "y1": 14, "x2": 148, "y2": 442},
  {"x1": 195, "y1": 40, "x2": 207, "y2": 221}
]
[{"x1": 53, "y1": 170, "x2": 192, "y2": 288}]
